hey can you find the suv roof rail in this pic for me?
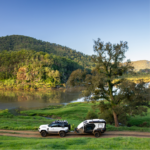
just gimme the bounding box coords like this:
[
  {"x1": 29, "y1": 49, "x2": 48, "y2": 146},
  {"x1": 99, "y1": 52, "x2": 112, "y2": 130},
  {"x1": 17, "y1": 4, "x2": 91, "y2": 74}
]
[{"x1": 53, "y1": 120, "x2": 68, "y2": 123}]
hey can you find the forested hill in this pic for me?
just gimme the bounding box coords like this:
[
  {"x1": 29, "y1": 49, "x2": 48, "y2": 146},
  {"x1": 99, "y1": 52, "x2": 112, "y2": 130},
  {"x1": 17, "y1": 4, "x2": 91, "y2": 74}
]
[
  {"x1": 0, "y1": 35, "x2": 95, "y2": 69},
  {"x1": 0, "y1": 50, "x2": 84, "y2": 90}
]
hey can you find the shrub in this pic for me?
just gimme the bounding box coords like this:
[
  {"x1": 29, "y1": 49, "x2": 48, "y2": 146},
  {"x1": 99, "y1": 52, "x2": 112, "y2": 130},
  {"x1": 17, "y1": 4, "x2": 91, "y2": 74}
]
[
  {"x1": 86, "y1": 109, "x2": 98, "y2": 119},
  {"x1": 99, "y1": 109, "x2": 128, "y2": 125},
  {"x1": 24, "y1": 84, "x2": 31, "y2": 90},
  {"x1": 71, "y1": 124, "x2": 75, "y2": 131},
  {"x1": 4, "y1": 79, "x2": 15, "y2": 86},
  {"x1": 99, "y1": 110, "x2": 114, "y2": 125},
  {"x1": 0, "y1": 109, "x2": 13, "y2": 118}
]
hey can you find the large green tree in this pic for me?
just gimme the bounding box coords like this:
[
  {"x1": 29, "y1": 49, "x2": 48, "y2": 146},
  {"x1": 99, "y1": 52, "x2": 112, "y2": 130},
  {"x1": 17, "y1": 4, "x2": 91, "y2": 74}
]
[
  {"x1": 83, "y1": 38, "x2": 150, "y2": 127},
  {"x1": 67, "y1": 38, "x2": 150, "y2": 127}
]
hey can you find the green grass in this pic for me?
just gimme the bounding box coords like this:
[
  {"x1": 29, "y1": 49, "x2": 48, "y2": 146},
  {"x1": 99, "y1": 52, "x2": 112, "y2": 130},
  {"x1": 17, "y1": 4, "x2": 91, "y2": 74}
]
[
  {"x1": 0, "y1": 117, "x2": 54, "y2": 130},
  {"x1": 21, "y1": 102, "x2": 150, "y2": 124},
  {"x1": 21, "y1": 102, "x2": 93, "y2": 118},
  {"x1": 0, "y1": 136, "x2": 149, "y2": 149},
  {"x1": 0, "y1": 102, "x2": 150, "y2": 131},
  {"x1": 21, "y1": 102, "x2": 95, "y2": 127},
  {"x1": 106, "y1": 124, "x2": 150, "y2": 132},
  {"x1": 0, "y1": 110, "x2": 55, "y2": 130}
]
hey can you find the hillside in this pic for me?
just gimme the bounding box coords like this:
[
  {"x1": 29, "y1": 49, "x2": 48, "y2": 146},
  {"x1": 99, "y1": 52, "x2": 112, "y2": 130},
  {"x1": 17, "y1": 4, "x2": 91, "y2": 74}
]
[
  {"x1": 131, "y1": 60, "x2": 150, "y2": 71},
  {"x1": 0, "y1": 50, "x2": 84, "y2": 90},
  {"x1": 0, "y1": 35, "x2": 95, "y2": 70}
]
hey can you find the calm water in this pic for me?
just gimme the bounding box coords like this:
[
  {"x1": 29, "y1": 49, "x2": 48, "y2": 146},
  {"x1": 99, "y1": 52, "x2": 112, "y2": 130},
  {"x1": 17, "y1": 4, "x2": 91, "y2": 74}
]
[
  {"x1": 0, "y1": 89, "x2": 84, "y2": 110},
  {"x1": 1, "y1": 82, "x2": 149, "y2": 110}
]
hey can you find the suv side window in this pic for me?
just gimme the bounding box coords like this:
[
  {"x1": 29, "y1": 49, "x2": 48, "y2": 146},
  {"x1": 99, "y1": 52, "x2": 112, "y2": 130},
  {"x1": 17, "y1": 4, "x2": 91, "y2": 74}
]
[
  {"x1": 58, "y1": 124, "x2": 62, "y2": 127},
  {"x1": 50, "y1": 123, "x2": 58, "y2": 127}
]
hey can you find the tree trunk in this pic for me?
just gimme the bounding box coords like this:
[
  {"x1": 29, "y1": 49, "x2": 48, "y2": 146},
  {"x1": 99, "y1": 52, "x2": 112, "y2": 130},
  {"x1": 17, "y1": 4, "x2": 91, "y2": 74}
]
[{"x1": 113, "y1": 111, "x2": 119, "y2": 127}]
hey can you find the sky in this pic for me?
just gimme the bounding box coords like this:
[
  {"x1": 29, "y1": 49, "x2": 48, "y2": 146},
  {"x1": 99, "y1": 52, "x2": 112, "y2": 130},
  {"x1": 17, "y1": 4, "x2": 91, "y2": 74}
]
[{"x1": 0, "y1": 0, "x2": 150, "y2": 61}]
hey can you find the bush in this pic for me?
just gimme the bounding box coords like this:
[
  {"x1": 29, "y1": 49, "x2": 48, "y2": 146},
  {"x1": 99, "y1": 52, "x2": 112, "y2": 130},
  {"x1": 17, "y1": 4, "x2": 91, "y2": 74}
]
[
  {"x1": 24, "y1": 84, "x2": 31, "y2": 90},
  {"x1": 86, "y1": 109, "x2": 98, "y2": 119},
  {"x1": 99, "y1": 110, "x2": 114, "y2": 125},
  {"x1": 71, "y1": 124, "x2": 75, "y2": 131},
  {"x1": 4, "y1": 79, "x2": 15, "y2": 86},
  {"x1": 0, "y1": 109, "x2": 13, "y2": 118}
]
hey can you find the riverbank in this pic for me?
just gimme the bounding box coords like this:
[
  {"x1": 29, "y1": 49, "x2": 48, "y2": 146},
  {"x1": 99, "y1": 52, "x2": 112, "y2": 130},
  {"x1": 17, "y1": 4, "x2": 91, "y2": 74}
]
[
  {"x1": 0, "y1": 79, "x2": 63, "y2": 91},
  {"x1": 0, "y1": 81, "x2": 85, "y2": 92},
  {"x1": 0, "y1": 74, "x2": 150, "y2": 91}
]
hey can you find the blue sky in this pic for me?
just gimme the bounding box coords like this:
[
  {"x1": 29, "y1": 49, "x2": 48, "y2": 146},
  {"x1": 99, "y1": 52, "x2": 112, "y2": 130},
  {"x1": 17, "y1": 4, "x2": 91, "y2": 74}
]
[{"x1": 0, "y1": 0, "x2": 149, "y2": 61}]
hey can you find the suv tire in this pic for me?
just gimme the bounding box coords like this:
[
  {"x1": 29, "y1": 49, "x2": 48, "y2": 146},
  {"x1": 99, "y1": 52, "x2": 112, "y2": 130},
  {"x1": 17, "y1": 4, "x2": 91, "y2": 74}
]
[
  {"x1": 41, "y1": 131, "x2": 47, "y2": 137},
  {"x1": 59, "y1": 131, "x2": 66, "y2": 137},
  {"x1": 94, "y1": 131, "x2": 100, "y2": 138}
]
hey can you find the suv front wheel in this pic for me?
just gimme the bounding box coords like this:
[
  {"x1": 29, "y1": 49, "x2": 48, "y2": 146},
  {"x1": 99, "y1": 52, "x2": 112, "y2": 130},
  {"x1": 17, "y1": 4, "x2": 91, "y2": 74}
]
[
  {"x1": 59, "y1": 131, "x2": 66, "y2": 137},
  {"x1": 41, "y1": 131, "x2": 47, "y2": 137}
]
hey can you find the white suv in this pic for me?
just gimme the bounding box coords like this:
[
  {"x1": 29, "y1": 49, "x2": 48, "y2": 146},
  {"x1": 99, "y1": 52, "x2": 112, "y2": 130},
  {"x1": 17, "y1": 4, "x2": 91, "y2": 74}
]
[{"x1": 38, "y1": 120, "x2": 70, "y2": 137}]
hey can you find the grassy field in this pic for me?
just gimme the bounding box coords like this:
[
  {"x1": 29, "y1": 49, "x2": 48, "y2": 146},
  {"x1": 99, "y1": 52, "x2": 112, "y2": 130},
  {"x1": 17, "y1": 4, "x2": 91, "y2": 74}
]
[
  {"x1": 0, "y1": 116, "x2": 55, "y2": 130},
  {"x1": 0, "y1": 102, "x2": 150, "y2": 131},
  {"x1": 0, "y1": 102, "x2": 150, "y2": 150},
  {"x1": 21, "y1": 102, "x2": 93, "y2": 125},
  {"x1": 127, "y1": 108, "x2": 150, "y2": 127},
  {"x1": 0, "y1": 103, "x2": 92, "y2": 130},
  {"x1": 0, "y1": 109, "x2": 55, "y2": 130},
  {"x1": 124, "y1": 74, "x2": 150, "y2": 83},
  {"x1": 113, "y1": 74, "x2": 150, "y2": 84},
  {"x1": 21, "y1": 102, "x2": 150, "y2": 127},
  {"x1": 0, "y1": 136, "x2": 150, "y2": 149}
]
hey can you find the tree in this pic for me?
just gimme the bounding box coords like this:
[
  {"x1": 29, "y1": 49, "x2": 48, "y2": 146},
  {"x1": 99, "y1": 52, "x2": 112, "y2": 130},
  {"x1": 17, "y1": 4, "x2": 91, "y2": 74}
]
[
  {"x1": 66, "y1": 69, "x2": 87, "y2": 87},
  {"x1": 81, "y1": 38, "x2": 149, "y2": 127}
]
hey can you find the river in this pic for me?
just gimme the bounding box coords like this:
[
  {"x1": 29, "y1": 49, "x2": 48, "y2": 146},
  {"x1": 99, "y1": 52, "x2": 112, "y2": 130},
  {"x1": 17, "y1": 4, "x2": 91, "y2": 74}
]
[
  {"x1": 0, "y1": 89, "x2": 84, "y2": 110},
  {"x1": 1, "y1": 82, "x2": 149, "y2": 110}
]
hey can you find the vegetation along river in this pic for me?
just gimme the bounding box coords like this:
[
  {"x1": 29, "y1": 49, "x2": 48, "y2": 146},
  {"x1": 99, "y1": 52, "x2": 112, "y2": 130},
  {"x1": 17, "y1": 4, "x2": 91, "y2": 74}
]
[{"x1": 0, "y1": 89, "x2": 84, "y2": 110}]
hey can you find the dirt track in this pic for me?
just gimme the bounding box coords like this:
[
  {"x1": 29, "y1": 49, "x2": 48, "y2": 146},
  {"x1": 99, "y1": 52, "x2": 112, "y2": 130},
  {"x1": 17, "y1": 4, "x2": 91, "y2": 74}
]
[{"x1": 0, "y1": 130, "x2": 150, "y2": 138}]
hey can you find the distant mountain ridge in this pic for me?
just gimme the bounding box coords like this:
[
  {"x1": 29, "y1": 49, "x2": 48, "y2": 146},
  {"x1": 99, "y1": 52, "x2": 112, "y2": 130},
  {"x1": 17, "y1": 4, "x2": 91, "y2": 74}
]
[
  {"x1": 0, "y1": 35, "x2": 95, "y2": 70},
  {"x1": 131, "y1": 60, "x2": 150, "y2": 71}
]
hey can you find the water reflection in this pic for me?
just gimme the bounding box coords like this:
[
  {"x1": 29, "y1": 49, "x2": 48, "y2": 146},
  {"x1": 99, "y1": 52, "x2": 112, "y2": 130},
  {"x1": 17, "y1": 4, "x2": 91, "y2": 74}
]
[{"x1": 0, "y1": 89, "x2": 83, "y2": 110}]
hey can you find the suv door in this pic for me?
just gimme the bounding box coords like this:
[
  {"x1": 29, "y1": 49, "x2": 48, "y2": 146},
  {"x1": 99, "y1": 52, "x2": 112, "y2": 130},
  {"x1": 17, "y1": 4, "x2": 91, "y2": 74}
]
[
  {"x1": 54, "y1": 124, "x2": 63, "y2": 132},
  {"x1": 84, "y1": 124, "x2": 95, "y2": 133},
  {"x1": 48, "y1": 123, "x2": 59, "y2": 133}
]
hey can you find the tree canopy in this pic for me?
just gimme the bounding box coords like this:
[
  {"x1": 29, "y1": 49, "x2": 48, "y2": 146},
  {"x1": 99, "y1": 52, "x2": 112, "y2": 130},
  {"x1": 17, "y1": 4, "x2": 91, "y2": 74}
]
[{"x1": 67, "y1": 38, "x2": 150, "y2": 127}]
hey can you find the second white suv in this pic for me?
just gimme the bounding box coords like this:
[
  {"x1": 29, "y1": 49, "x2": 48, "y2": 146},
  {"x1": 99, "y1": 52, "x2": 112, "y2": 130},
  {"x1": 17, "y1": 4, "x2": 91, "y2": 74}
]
[
  {"x1": 75, "y1": 119, "x2": 106, "y2": 137},
  {"x1": 39, "y1": 120, "x2": 70, "y2": 137}
]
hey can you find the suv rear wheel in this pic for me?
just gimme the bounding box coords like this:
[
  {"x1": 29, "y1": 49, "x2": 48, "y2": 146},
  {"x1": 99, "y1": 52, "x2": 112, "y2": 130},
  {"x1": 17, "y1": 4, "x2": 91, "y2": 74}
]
[
  {"x1": 94, "y1": 131, "x2": 100, "y2": 138},
  {"x1": 41, "y1": 131, "x2": 47, "y2": 137},
  {"x1": 59, "y1": 131, "x2": 66, "y2": 137}
]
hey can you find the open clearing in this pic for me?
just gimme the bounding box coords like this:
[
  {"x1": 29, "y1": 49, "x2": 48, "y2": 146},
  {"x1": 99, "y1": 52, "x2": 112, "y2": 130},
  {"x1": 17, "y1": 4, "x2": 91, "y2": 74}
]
[{"x1": 0, "y1": 130, "x2": 150, "y2": 138}]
